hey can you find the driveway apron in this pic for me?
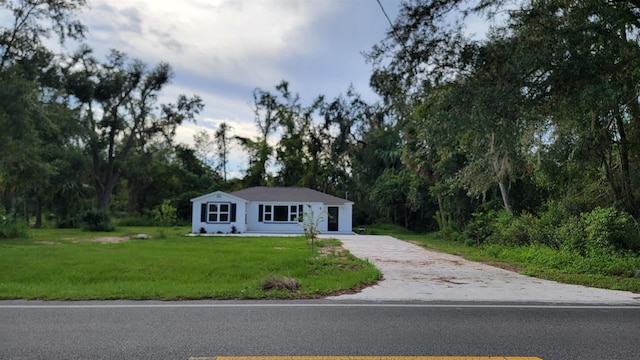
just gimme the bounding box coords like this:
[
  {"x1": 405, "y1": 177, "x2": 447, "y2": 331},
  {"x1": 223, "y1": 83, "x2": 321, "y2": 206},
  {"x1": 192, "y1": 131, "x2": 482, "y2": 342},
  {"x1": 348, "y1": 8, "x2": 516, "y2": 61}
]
[{"x1": 323, "y1": 234, "x2": 640, "y2": 303}]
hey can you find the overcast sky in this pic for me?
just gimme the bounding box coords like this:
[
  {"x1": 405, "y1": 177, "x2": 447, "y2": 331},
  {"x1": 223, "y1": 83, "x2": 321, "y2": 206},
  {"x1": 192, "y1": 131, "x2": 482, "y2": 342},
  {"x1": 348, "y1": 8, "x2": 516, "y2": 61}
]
[{"x1": 75, "y1": 0, "x2": 400, "y2": 178}]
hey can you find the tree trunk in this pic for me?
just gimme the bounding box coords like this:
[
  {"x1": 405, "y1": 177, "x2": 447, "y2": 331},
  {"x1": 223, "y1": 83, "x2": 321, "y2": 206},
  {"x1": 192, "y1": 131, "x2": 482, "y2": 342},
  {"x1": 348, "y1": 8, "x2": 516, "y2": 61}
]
[
  {"x1": 600, "y1": 150, "x2": 620, "y2": 205},
  {"x1": 23, "y1": 199, "x2": 28, "y2": 223},
  {"x1": 492, "y1": 157, "x2": 511, "y2": 212},
  {"x1": 404, "y1": 207, "x2": 409, "y2": 229},
  {"x1": 95, "y1": 181, "x2": 116, "y2": 212},
  {"x1": 34, "y1": 196, "x2": 42, "y2": 228},
  {"x1": 615, "y1": 111, "x2": 637, "y2": 217},
  {"x1": 489, "y1": 132, "x2": 512, "y2": 212},
  {"x1": 497, "y1": 180, "x2": 511, "y2": 213},
  {"x1": 94, "y1": 168, "x2": 119, "y2": 212},
  {"x1": 436, "y1": 193, "x2": 446, "y2": 229}
]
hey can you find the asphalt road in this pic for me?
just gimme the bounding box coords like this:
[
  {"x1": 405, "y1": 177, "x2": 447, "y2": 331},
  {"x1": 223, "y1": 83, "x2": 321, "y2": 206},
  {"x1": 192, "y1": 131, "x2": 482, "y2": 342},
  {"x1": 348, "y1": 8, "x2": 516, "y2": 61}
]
[{"x1": 1, "y1": 301, "x2": 639, "y2": 360}]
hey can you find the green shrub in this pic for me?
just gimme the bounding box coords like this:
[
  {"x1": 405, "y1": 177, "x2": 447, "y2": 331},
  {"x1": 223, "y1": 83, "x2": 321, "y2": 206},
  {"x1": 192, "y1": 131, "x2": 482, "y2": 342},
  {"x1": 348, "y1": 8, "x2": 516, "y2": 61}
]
[
  {"x1": 151, "y1": 200, "x2": 178, "y2": 227},
  {"x1": 529, "y1": 201, "x2": 569, "y2": 249},
  {"x1": 0, "y1": 211, "x2": 28, "y2": 239},
  {"x1": 465, "y1": 211, "x2": 495, "y2": 244},
  {"x1": 557, "y1": 216, "x2": 586, "y2": 254},
  {"x1": 485, "y1": 210, "x2": 536, "y2": 246},
  {"x1": 460, "y1": 204, "x2": 640, "y2": 279},
  {"x1": 81, "y1": 210, "x2": 114, "y2": 232},
  {"x1": 56, "y1": 216, "x2": 80, "y2": 229},
  {"x1": 463, "y1": 237, "x2": 477, "y2": 247},
  {"x1": 448, "y1": 230, "x2": 469, "y2": 244},
  {"x1": 434, "y1": 210, "x2": 455, "y2": 241},
  {"x1": 483, "y1": 243, "x2": 640, "y2": 278},
  {"x1": 582, "y1": 207, "x2": 640, "y2": 254}
]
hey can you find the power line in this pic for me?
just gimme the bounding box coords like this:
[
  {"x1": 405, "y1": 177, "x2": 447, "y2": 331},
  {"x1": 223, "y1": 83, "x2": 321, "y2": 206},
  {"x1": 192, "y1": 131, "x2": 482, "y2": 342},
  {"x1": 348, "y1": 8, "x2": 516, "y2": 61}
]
[{"x1": 376, "y1": 0, "x2": 401, "y2": 42}]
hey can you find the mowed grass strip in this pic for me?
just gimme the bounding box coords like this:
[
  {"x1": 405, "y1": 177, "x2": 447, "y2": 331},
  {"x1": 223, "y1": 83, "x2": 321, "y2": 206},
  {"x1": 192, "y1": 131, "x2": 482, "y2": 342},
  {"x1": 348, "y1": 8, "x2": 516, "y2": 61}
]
[{"x1": 0, "y1": 227, "x2": 381, "y2": 300}]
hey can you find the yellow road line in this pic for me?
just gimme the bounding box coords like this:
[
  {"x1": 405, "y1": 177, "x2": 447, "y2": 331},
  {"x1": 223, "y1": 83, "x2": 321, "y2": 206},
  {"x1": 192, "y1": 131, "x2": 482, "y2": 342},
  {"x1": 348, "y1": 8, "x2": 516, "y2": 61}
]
[{"x1": 195, "y1": 356, "x2": 543, "y2": 360}]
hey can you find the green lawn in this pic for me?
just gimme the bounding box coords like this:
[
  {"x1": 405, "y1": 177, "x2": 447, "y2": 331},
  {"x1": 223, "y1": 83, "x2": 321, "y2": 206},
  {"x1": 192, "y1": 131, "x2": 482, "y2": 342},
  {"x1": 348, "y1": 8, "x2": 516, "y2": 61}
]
[{"x1": 0, "y1": 227, "x2": 381, "y2": 300}]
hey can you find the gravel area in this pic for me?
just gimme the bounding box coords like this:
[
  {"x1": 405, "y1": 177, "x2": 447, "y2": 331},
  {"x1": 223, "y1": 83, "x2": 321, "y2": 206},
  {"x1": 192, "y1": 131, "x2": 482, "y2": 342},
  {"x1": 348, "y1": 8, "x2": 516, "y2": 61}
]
[{"x1": 323, "y1": 234, "x2": 640, "y2": 304}]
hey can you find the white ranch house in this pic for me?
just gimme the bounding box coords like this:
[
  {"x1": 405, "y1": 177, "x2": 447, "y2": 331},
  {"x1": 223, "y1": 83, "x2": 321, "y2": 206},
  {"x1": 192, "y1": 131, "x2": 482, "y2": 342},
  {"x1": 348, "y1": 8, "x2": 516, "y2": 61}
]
[{"x1": 191, "y1": 186, "x2": 354, "y2": 234}]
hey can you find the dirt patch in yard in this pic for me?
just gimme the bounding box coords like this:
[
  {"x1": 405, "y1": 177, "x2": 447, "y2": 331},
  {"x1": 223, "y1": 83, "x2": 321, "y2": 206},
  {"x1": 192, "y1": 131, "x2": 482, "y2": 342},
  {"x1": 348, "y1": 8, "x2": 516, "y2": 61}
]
[
  {"x1": 49, "y1": 236, "x2": 132, "y2": 245},
  {"x1": 87, "y1": 236, "x2": 131, "y2": 244},
  {"x1": 35, "y1": 236, "x2": 132, "y2": 245},
  {"x1": 317, "y1": 243, "x2": 350, "y2": 259},
  {"x1": 63, "y1": 236, "x2": 132, "y2": 244}
]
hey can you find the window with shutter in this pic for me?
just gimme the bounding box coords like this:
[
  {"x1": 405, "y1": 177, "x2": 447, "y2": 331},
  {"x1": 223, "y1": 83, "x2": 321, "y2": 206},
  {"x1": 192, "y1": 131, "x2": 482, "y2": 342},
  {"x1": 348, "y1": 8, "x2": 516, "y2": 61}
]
[
  {"x1": 205, "y1": 202, "x2": 232, "y2": 223},
  {"x1": 260, "y1": 204, "x2": 304, "y2": 223}
]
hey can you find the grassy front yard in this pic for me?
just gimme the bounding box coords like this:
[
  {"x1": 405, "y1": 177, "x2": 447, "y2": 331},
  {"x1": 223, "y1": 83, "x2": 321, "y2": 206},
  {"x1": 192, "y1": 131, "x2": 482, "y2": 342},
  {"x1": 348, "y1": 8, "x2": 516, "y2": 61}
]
[{"x1": 0, "y1": 227, "x2": 381, "y2": 300}]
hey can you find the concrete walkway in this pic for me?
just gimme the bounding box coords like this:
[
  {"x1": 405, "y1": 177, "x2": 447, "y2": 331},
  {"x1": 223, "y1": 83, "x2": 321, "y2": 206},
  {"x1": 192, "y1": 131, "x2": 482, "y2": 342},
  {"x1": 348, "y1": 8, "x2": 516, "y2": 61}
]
[{"x1": 323, "y1": 234, "x2": 640, "y2": 304}]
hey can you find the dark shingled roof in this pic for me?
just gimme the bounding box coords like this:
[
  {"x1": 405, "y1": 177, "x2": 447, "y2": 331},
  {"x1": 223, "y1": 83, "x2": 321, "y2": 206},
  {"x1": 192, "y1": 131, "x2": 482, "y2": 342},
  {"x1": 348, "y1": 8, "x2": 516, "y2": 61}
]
[{"x1": 231, "y1": 187, "x2": 351, "y2": 205}]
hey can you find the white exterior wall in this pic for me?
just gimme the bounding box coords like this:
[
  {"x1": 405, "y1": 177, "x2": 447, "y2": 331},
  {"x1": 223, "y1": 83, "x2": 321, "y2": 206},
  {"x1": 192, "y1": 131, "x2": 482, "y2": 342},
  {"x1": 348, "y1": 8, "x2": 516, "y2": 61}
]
[
  {"x1": 245, "y1": 202, "x2": 352, "y2": 234},
  {"x1": 320, "y1": 204, "x2": 353, "y2": 233},
  {"x1": 192, "y1": 190, "x2": 354, "y2": 235},
  {"x1": 245, "y1": 202, "x2": 324, "y2": 234},
  {"x1": 338, "y1": 203, "x2": 353, "y2": 233},
  {"x1": 191, "y1": 192, "x2": 248, "y2": 234}
]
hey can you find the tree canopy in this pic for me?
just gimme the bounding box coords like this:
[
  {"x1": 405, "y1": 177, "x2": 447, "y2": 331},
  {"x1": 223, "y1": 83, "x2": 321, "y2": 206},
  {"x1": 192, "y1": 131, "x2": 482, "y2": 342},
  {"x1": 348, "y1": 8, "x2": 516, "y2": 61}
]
[{"x1": 3, "y1": 0, "x2": 640, "y2": 251}]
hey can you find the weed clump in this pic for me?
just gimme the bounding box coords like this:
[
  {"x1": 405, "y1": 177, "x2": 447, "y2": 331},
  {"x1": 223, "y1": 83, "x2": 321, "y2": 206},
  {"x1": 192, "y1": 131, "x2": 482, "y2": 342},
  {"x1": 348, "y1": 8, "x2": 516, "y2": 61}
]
[{"x1": 261, "y1": 275, "x2": 299, "y2": 292}]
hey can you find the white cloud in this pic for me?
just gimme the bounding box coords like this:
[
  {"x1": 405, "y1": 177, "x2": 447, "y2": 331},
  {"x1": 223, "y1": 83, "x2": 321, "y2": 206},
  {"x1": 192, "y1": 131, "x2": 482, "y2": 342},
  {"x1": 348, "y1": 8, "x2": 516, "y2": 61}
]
[
  {"x1": 85, "y1": 0, "x2": 335, "y2": 87},
  {"x1": 73, "y1": 0, "x2": 399, "y2": 179}
]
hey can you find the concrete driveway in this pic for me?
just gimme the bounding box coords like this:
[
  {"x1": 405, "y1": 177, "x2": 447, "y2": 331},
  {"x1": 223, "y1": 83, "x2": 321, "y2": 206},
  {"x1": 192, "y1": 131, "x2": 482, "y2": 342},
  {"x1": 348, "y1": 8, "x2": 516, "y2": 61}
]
[{"x1": 323, "y1": 234, "x2": 640, "y2": 304}]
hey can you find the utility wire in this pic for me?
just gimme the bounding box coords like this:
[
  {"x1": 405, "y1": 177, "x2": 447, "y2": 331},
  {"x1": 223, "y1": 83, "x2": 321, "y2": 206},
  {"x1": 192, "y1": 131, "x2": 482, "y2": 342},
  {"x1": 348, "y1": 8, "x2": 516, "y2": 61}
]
[{"x1": 376, "y1": 0, "x2": 402, "y2": 43}]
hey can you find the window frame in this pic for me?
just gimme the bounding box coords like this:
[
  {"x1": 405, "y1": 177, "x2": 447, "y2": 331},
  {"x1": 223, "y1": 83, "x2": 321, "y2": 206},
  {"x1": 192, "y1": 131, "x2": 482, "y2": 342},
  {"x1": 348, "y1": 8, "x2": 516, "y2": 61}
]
[
  {"x1": 207, "y1": 202, "x2": 231, "y2": 224},
  {"x1": 261, "y1": 203, "x2": 303, "y2": 223}
]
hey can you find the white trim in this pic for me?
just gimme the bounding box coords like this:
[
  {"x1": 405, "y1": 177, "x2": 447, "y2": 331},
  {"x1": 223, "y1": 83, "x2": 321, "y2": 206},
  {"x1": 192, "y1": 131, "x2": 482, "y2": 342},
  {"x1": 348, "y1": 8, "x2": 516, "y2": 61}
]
[
  {"x1": 190, "y1": 191, "x2": 247, "y2": 204},
  {"x1": 261, "y1": 203, "x2": 303, "y2": 223},
  {"x1": 205, "y1": 202, "x2": 231, "y2": 223}
]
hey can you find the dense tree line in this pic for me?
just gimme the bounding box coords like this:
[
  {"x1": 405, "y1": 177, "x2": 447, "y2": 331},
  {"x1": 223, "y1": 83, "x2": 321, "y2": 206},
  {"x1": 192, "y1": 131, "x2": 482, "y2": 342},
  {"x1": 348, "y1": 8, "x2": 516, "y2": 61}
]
[
  {"x1": 0, "y1": 0, "x2": 437, "y2": 231},
  {"x1": 367, "y1": 0, "x2": 640, "y2": 254},
  {"x1": 0, "y1": 0, "x2": 208, "y2": 230},
  {"x1": 234, "y1": 81, "x2": 435, "y2": 229},
  {"x1": 3, "y1": 0, "x2": 640, "y2": 258}
]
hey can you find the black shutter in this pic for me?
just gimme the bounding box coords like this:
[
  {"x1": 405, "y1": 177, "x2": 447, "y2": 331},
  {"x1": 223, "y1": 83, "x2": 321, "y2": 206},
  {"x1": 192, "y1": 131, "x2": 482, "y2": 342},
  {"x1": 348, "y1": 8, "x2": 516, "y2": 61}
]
[
  {"x1": 259, "y1": 204, "x2": 263, "y2": 222},
  {"x1": 231, "y1": 203, "x2": 237, "y2": 222},
  {"x1": 201, "y1": 203, "x2": 207, "y2": 222}
]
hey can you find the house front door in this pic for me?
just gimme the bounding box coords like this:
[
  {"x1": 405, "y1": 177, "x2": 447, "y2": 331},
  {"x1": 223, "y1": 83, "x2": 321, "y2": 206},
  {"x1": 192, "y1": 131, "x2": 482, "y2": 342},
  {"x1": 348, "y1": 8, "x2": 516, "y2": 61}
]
[{"x1": 328, "y1": 207, "x2": 339, "y2": 232}]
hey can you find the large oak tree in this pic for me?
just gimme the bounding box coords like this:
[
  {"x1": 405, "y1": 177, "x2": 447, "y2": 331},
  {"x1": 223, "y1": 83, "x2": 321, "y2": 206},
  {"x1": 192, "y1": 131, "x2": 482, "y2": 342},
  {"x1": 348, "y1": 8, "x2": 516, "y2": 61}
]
[{"x1": 65, "y1": 47, "x2": 203, "y2": 211}]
